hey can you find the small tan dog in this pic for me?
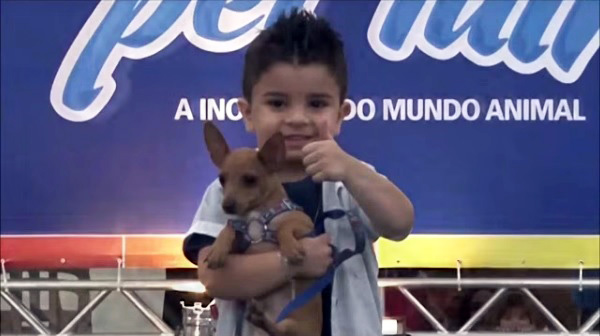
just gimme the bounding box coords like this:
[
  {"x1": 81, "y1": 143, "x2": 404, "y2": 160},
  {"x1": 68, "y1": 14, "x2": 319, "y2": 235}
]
[{"x1": 202, "y1": 121, "x2": 322, "y2": 336}]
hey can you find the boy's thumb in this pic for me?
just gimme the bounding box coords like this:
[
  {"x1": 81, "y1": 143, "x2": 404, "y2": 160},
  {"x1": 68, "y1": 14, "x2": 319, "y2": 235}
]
[
  {"x1": 318, "y1": 233, "x2": 331, "y2": 243},
  {"x1": 318, "y1": 122, "x2": 334, "y2": 140}
]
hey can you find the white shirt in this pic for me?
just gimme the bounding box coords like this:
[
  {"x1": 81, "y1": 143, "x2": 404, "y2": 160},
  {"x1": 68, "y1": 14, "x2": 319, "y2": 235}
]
[{"x1": 185, "y1": 177, "x2": 383, "y2": 336}]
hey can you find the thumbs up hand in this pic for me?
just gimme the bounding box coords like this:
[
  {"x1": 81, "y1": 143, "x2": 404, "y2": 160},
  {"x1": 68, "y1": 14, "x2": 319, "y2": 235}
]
[{"x1": 301, "y1": 122, "x2": 359, "y2": 183}]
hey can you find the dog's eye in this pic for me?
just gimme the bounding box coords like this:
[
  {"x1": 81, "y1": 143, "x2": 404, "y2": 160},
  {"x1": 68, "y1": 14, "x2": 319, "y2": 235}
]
[
  {"x1": 242, "y1": 174, "x2": 257, "y2": 187},
  {"x1": 218, "y1": 175, "x2": 226, "y2": 187}
]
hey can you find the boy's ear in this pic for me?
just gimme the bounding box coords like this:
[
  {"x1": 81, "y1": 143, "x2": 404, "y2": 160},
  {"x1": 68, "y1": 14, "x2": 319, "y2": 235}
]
[
  {"x1": 340, "y1": 99, "x2": 351, "y2": 120},
  {"x1": 203, "y1": 121, "x2": 230, "y2": 168},
  {"x1": 332, "y1": 99, "x2": 351, "y2": 136},
  {"x1": 237, "y1": 98, "x2": 255, "y2": 132},
  {"x1": 257, "y1": 132, "x2": 285, "y2": 172}
]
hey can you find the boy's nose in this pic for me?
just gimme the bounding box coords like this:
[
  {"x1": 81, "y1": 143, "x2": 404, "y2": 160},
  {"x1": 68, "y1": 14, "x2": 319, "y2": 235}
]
[
  {"x1": 285, "y1": 107, "x2": 310, "y2": 125},
  {"x1": 222, "y1": 199, "x2": 237, "y2": 214}
]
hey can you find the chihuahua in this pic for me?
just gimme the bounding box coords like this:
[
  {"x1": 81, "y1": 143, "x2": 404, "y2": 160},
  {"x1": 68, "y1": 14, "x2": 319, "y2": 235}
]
[{"x1": 201, "y1": 121, "x2": 322, "y2": 336}]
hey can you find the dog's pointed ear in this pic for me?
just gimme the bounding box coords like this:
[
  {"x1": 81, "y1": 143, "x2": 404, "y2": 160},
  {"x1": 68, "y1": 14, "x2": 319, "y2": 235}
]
[
  {"x1": 203, "y1": 121, "x2": 230, "y2": 168},
  {"x1": 257, "y1": 132, "x2": 285, "y2": 172}
]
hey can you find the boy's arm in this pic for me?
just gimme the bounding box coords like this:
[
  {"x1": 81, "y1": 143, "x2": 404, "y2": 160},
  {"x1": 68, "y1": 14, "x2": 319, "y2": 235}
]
[
  {"x1": 341, "y1": 159, "x2": 414, "y2": 241},
  {"x1": 197, "y1": 248, "x2": 288, "y2": 300},
  {"x1": 187, "y1": 236, "x2": 288, "y2": 300},
  {"x1": 303, "y1": 126, "x2": 414, "y2": 241},
  {"x1": 197, "y1": 234, "x2": 332, "y2": 300}
]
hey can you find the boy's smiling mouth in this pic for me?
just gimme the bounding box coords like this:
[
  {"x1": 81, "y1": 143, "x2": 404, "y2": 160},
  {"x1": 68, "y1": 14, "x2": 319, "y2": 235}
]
[{"x1": 283, "y1": 134, "x2": 314, "y2": 148}]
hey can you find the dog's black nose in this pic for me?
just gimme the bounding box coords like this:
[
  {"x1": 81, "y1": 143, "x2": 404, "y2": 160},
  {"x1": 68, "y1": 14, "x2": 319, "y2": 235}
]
[{"x1": 222, "y1": 200, "x2": 236, "y2": 214}]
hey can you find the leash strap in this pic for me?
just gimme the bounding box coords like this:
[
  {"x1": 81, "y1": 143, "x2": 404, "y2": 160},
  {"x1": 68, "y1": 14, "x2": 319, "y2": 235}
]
[{"x1": 275, "y1": 209, "x2": 366, "y2": 323}]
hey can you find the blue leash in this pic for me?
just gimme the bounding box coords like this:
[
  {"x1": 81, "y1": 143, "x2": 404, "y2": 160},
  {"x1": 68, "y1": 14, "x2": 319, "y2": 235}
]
[{"x1": 275, "y1": 209, "x2": 366, "y2": 323}]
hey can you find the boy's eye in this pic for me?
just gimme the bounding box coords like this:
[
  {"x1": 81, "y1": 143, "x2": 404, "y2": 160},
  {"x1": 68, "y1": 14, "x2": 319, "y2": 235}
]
[
  {"x1": 218, "y1": 175, "x2": 226, "y2": 187},
  {"x1": 267, "y1": 99, "x2": 286, "y2": 109},
  {"x1": 242, "y1": 174, "x2": 258, "y2": 187},
  {"x1": 309, "y1": 100, "x2": 328, "y2": 109}
]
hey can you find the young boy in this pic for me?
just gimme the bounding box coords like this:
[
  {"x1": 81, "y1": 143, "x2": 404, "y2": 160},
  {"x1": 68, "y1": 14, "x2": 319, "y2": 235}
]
[{"x1": 183, "y1": 9, "x2": 414, "y2": 336}]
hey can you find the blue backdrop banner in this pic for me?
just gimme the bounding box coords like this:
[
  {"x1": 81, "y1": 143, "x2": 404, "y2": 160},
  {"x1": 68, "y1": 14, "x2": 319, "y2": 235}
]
[{"x1": 1, "y1": 0, "x2": 598, "y2": 236}]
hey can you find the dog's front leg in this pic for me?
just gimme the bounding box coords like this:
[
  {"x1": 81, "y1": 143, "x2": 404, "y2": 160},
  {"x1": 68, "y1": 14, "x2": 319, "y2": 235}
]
[{"x1": 204, "y1": 223, "x2": 236, "y2": 269}]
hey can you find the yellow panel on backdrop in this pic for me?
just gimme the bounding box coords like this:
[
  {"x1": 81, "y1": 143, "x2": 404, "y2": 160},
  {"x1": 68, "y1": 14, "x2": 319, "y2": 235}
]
[{"x1": 376, "y1": 235, "x2": 600, "y2": 269}]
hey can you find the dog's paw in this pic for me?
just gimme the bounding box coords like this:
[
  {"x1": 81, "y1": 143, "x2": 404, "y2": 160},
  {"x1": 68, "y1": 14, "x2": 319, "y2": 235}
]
[
  {"x1": 246, "y1": 300, "x2": 267, "y2": 328},
  {"x1": 280, "y1": 240, "x2": 305, "y2": 265},
  {"x1": 204, "y1": 247, "x2": 228, "y2": 269}
]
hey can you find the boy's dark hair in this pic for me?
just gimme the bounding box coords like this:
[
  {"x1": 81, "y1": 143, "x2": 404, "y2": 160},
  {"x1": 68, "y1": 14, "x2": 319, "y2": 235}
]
[{"x1": 242, "y1": 8, "x2": 347, "y2": 103}]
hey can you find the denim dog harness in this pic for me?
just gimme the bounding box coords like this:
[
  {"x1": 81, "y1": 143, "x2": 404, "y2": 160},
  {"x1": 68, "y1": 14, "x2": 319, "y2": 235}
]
[{"x1": 228, "y1": 199, "x2": 303, "y2": 252}]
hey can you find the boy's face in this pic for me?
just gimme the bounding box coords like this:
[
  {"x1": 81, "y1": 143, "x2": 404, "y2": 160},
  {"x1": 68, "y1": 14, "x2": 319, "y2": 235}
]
[
  {"x1": 499, "y1": 307, "x2": 535, "y2": 332},
  {"x1": 238, "y1": 63, "x2": 350, "y2": 162}
]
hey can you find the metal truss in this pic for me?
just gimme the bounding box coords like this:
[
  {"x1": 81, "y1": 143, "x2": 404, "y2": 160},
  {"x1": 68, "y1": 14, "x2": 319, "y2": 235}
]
[
  {"x1": 381, "y1": 278, "x2": 600, "y2": 335},
  {"x1": 0, "y1": 277, "x2": 598, "y2": 335}
]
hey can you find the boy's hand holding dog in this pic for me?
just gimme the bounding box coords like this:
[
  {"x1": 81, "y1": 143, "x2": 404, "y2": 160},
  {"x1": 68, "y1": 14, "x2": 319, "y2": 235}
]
[{"x1": 289, "y1": 234, "x2": 333, "y2": 278}]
